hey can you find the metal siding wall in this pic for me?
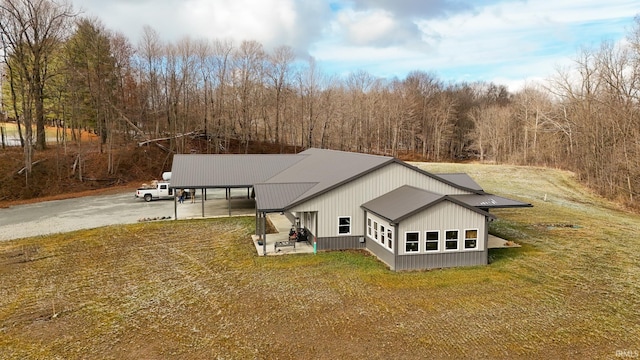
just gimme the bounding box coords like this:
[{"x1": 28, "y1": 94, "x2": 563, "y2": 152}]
[
  {"x1": 366, "y1": 238, "x2": 396, "y2": 270},
  {"x1": 317, "y1": 236, "x2": 365, "y2": 250},
  {"x1": 365, "y1": 211, "x2": 397, "y2": 260},
  {"x1": 399, "y1": 202, "x2": 487, "y2": 254},
  {"x1": 291, "y1": 163, "x2": 474, "y2": 238},
  {"x1": 395, "y1": 250, "x2": 487, "y2": 271},
  {"x1": 394, "y1": 201, "x2": 488, "y2": 269}
]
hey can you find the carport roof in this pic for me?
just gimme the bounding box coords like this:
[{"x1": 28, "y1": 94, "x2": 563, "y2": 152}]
[{"x1": 169, "y1": 154, "x2": 305, "y2": 188}]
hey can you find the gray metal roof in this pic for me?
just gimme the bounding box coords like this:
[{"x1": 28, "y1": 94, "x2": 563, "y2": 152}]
[
  {"x1": 449, "y1": 194, "x2": 532, "y2": 208},
  {"x1": 170, "y1": 154, "x2": 305, "y2": 188},
  {"x1": 435, "y1": 173, "x2": 484, "y2": 192},
  {"x1": 260, "y1": 148, "x2": 394, "y2": 208},
  {"x1": 254, "y1": 182, "x2": 317, "y2": 211},
  {"x1": 169, "y1": 148, "x2": 518, "y2": 213},
  {"x1": 361, "y1": 185, "x2": 444, "y2": 223},
  {"x1": 362, "y1": 185, "x2": 496, "y2": 223}
]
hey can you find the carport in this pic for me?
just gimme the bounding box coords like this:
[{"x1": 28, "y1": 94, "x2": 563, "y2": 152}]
[{"x1": 169, "y1": 153, "x2": 306, "y2": 222}]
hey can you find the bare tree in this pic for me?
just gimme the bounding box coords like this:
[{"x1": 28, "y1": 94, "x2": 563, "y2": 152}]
[
  {"x1": 232, "y1": 40, "x2": 265, "y2": 153},
  {"x1": 266, "y1": 45, "x2": 294, "y2": 150},
  {"x1": 136, "y1": 25, "x2": 164, "y2": 137},
  {"x1": 0, "y1": 0, "x2": 75, "y2": 156},
  {"x1": 296, "y1": 57, "x2": 324, "y2": 149}
]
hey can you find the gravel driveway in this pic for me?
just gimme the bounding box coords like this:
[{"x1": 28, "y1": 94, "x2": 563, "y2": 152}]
[
  {"x1": 0, "y1": 192, "x2": 175, "y2": 241},
  {"x1": 0, "y1": 188, "x2": 257, "y2": 242}
]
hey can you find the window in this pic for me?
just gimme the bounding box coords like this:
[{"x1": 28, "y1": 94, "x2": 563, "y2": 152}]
[
  {"x1": 445, "y1": 230, "x2": 458, "y2": 250},
  {"x1": 380, "y1": 225, "x2": 385, "y2": 245},
  {"x1": 465, "y1": 229, "x2": 478, "y2": 249},
  {"x1": 387, "y1": 228, "x2": 393, "y2": 249},
  {"x1": 374, "y1": 221, "x2": 378, "y2": 240},
  {"x1": 405, "y1": 232, "x2": 419, "y2": 252},
  {"x1": 425, "y1": 231, "x2": 439, "y2": 251},
  {"x1": 367, "y1": 218, "x2": 372, "y2": 236},
  {"x1": 338, "y1": 217, "x2": 351, "y2": 235}
]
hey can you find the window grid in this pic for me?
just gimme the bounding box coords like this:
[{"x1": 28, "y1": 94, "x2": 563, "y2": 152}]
[
  {"x1": 464, "y1": 229, "x2": 478, "y2": 249},
  {"x1": 338, "y1": 216, "x2": 351, "y2": 235},
  {"x1": 405, "y1": 232, "x2": 419, "y2": 253},
  {"x1": 445, "y1": 230, "x2": 458, "y2": 250},
  {"x1": 425, "y1": 230, "x2": 439, "y2": 251}
]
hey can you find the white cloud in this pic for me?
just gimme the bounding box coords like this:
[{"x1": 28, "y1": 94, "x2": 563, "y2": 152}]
[
  {"x1": 69, "y1": 0, "x2": 638, "y2": 90},
  {"x1": 334, "y1": 8, "x2": 426, "y2": 48},
  {"x1": 72, "y1": 0, "x2": 330, "y2": 52}
]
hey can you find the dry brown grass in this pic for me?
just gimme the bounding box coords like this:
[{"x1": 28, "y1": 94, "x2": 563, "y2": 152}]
[{"x1": 1, "y1": 163, "x2": 640, "y2": 359}]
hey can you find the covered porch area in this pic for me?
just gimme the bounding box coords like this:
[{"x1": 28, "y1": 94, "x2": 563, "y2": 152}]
[{"x1": 252, "y1": 213, "x2": 314, "y2": 256}]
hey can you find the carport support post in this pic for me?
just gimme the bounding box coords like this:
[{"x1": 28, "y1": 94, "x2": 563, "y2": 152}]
[
  {"x1": 227, "y1": 188, "x2": 231, "y2": 217},
  {"x1": 201, "y1": 188, "x2": 204, "y2": 217},
  {"x1": 173, "y1": 192, "x2": 178, "y2": 220}
]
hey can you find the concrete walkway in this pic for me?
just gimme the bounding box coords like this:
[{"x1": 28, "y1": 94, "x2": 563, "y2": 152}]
[{"x1": 488, "y1": 234, "x2": 521, "y2": 248}]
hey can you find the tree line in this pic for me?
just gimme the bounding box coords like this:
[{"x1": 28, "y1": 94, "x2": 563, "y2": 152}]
[{"x1": 1, "y1": 0, "x2": 639, "y2": 206}]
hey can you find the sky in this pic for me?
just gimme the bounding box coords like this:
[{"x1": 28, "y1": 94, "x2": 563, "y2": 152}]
[{"x1": 69, "y1": 0, "x2": 639, "y2": 91}]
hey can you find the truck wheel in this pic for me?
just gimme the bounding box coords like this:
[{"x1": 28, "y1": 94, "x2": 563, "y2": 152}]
[{"x1": 144, "y1": 194, "x2": 152, "y2": 202}]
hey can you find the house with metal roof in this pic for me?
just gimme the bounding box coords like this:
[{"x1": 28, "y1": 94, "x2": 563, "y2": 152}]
[{"x1": 170, "y1": 148, "x2": 531, "y2": 271}]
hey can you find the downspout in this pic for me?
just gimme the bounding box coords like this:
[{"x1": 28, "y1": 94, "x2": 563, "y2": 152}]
[
  {"x1": 314, "y1": 211, "x2": 318, "y2": 254},
  {"x1": 485, "y1": 216, "x2": 491, "y2": 265},
  {"x1": 394, "y1": 223, "x2": 399, "y2": 271}
]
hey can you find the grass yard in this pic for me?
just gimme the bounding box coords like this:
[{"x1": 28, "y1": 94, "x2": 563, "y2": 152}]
[{"x1": 1, "y1": 163, "x2": 639, "y2": 359}]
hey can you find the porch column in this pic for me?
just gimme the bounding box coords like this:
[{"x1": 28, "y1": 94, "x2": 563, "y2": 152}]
[
  {"x1": 255, "y1": 208, "x2": 259, "y2": 235},
  {"x1": 262, "y1": 212, "x2": 267, "y2": 255}
]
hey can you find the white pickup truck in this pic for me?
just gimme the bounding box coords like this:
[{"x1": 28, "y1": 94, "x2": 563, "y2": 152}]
[{"x1": 135, "y1": 181, "x2": 174, "y2": 202}]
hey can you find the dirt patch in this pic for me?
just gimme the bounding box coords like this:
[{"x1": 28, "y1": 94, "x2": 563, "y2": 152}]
[{"x1": 0, "y1": 142, "x2": 167, "y2": 204}]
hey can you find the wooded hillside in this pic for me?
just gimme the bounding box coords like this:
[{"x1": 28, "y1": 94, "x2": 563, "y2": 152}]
[{"x1": 1, "y1": 1, "x2": 639, "y2": 207}]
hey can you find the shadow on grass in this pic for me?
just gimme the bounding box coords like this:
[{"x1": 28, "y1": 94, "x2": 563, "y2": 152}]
[{"x1": 488, "y1": 243, "x2": 535, "y2": 265}]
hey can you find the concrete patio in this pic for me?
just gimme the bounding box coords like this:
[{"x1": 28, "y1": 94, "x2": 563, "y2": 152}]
[
  {"x1": 173, "y1": 188, "x2": 257, "y2": 219},
  {"x1": 251, "y1": 213, "x2": 314, "y2": 256}
]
